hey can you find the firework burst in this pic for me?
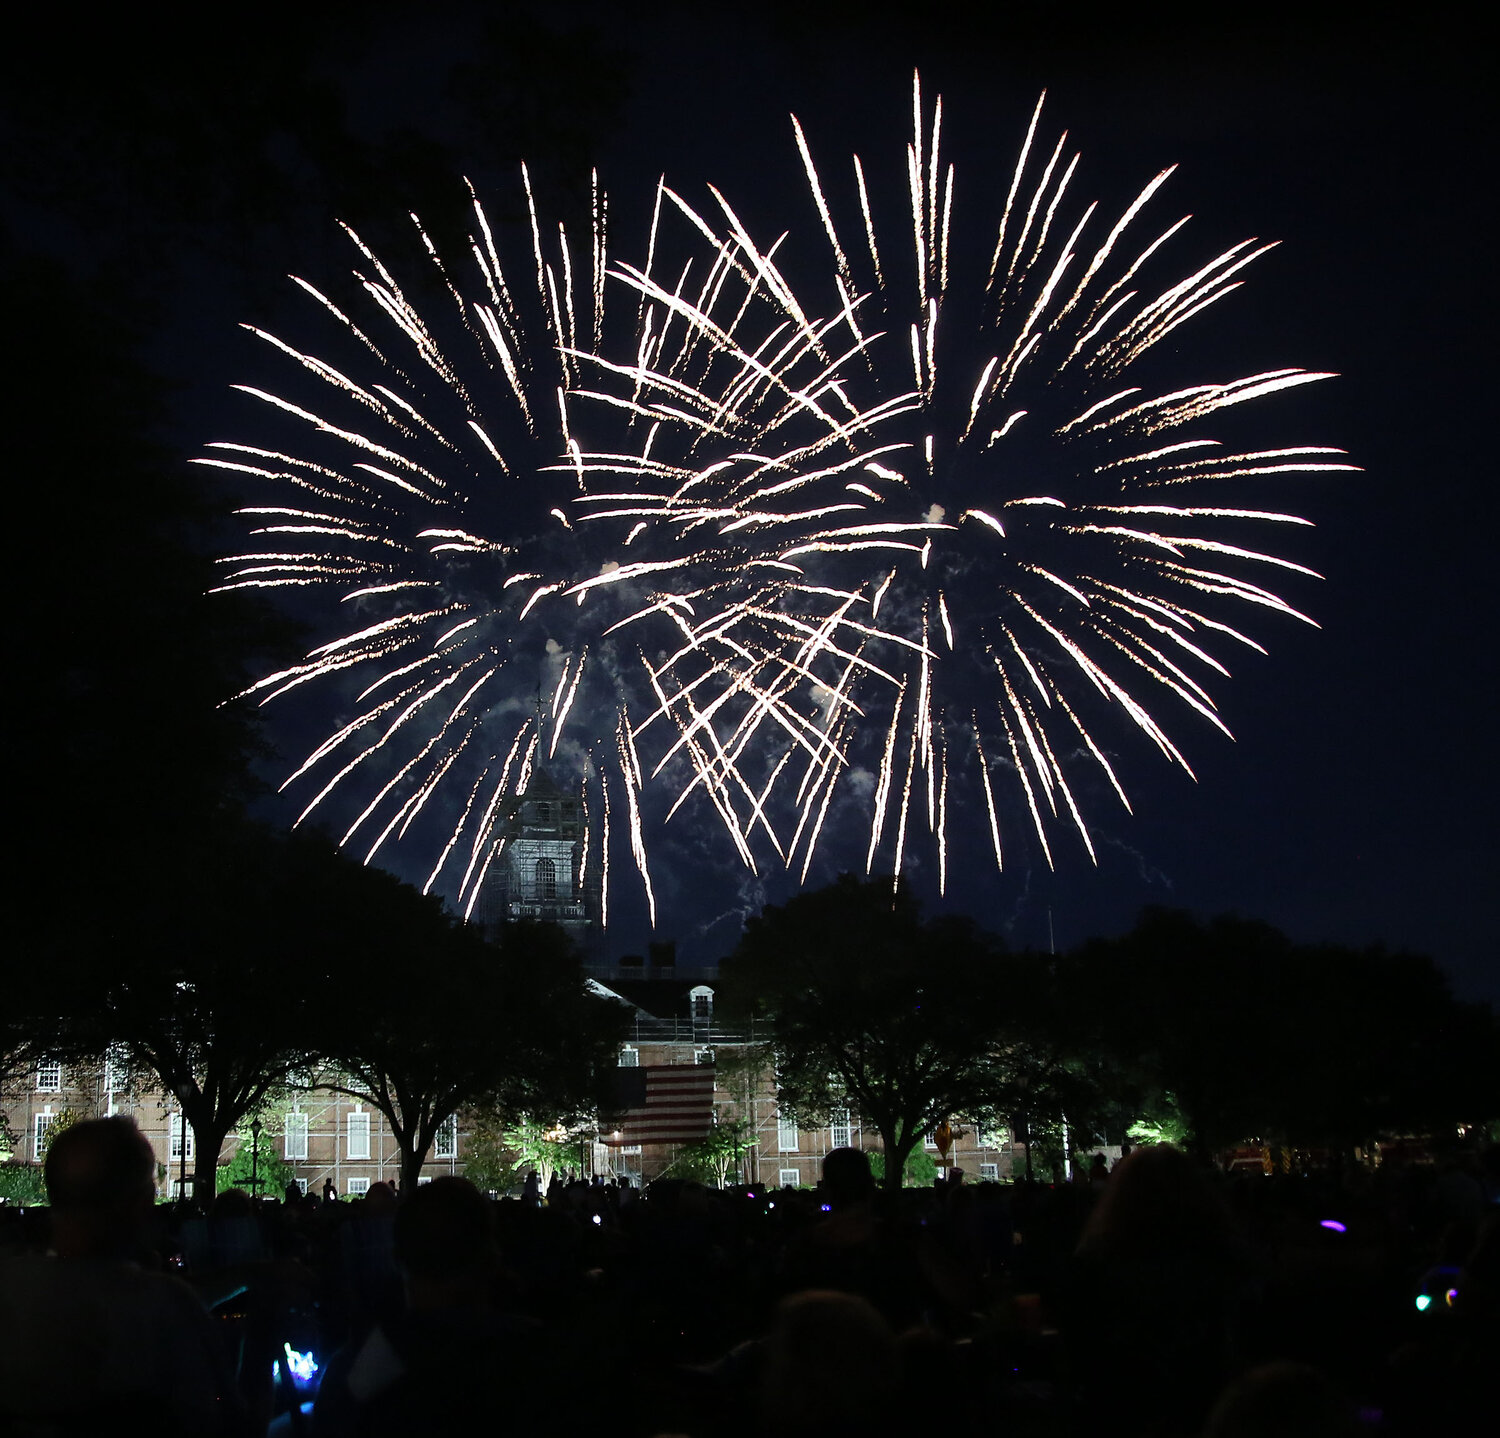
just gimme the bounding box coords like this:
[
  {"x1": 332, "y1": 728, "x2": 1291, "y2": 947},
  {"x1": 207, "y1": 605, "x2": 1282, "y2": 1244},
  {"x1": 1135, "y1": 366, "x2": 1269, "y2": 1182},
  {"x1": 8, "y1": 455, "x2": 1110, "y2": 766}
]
[
  {"x1": 576, "y1": 75, "x2": 1357, "y2": 890},
  {"x1": 204, "y1": 76, "x2": 1353, "y2": 920}
]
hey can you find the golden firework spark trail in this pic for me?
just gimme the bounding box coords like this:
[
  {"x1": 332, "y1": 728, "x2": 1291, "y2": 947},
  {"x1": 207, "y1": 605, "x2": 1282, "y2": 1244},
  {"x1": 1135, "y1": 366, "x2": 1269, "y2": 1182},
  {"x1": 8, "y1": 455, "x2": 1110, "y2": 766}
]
[{"x1": 208, "y1": 73, "x2": 1351, "y2": 919}]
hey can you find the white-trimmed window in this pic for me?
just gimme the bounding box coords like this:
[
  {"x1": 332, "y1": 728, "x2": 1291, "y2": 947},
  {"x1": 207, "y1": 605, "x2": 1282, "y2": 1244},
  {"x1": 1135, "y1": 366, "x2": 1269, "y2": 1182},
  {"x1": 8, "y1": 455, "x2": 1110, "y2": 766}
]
[
  {"x1": 346, "y1": 1109, "x2": 371, "y2": 1161},
  {"x1": 417, "y1": 1175, "x2": 433, "y2": 1186},
  {"x1": 169, "y1": 1114, "x2": 195, "y2": 1163},
  {"x1": 829, "y1": 1108, "x2": 853, "y2": 1149},
  {"x1": 345, "y1": 1176, "x2": 371, "y2": 1196},
  {"x1": 33, "y1": 1109, "x2": 53, "y2": 1160},
  {"x1": 619, "y1": 1046, "x2": 639, "y2": 1068},
  {"x1": 778, "y1": 1168, "x2": 801, "y2": 1188},
  {"x1": 284, "y1": 1111, "x2": 309, "y2": 1161},
  {"x1": 924, "y1": 1131, "x2": 939, "y2": 1150},
  {"x1": 534, "y1": 856, "x2": 557, "y2": 898},
  {"x1": 102, "y1": 1050, "x2": 124, "y2": 1094},
  {"x1": 694, "y1": 1047, "x2": 714, "y2": 1065},
  {"x1": 35, "y1": 1061, "x2": 62, "y2": 1093},
  {"x1": 777, "y1": 1112, "x2": 799, "y2": 1152},
  {"x1": 434, "y1": 1115, "x2": 458, "y2": 1160},
  {"x1": 690, "y1": 985, "x2": 714, "y2": 1025},
  {"x1": 621, "y1": 1143, "x2": 642, "y2": 1156},
  {"x1": 980, "y1": 1163, "x2": 999, "y2": 1182}
]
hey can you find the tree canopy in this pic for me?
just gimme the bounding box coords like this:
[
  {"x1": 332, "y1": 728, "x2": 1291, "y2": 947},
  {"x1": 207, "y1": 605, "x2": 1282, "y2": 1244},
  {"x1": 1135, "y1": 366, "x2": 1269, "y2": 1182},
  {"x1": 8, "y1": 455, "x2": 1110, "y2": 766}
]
[
  {"x1": 722, "y1": 875, "x2": 1025, "y2": 1189},
  {"x1": 320, "y1": 912, "x2": 630, "y2": 1191},
  {"x1": 1072, "y1": 908, "x2": 1500, "y2": 1151}
]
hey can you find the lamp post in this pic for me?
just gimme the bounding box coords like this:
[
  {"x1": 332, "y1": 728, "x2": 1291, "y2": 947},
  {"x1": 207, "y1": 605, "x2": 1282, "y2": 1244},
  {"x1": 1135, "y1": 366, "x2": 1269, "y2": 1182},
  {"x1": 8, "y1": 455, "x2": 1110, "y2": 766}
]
[{"x1": 250, "y1": 1118, "x2": 263, "y2": 1198}]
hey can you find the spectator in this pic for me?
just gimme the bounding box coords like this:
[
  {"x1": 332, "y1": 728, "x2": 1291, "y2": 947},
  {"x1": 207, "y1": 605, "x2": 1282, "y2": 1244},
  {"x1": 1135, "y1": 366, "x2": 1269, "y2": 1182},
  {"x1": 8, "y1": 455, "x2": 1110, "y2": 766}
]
[
  {"x1": 1063, "y1": 1144, "x2": 1249, "y2": 1436},
  {"x1": 1203, "y1": 1361, "x2": 1361, "y2": 1437},
  {"x1": 758, "y1": 1290, "x2": 899, "y2": 1438},
  {"x1": 0, "y1": 1116, "x2": 247, "y2": 1436},
  {"x1": 314, "y1": 1177, "x2": 560, "y2": 1436}
]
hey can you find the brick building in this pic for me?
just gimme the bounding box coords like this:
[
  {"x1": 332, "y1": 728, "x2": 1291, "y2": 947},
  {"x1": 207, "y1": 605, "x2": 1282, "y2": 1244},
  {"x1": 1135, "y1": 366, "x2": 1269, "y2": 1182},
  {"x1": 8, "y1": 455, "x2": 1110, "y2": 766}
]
[
  {"x1": 1, "y1": 1059, "x2": 467, "y2": 1202},
  {"x1": 586, "y1": 958, "x2": 1028, "y2": 1188}
]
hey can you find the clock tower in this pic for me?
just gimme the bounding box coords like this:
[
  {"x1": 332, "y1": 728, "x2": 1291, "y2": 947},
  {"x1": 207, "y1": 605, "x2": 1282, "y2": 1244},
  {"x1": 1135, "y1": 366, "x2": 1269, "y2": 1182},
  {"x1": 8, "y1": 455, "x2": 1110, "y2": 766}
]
[{"x1": 478, "y1": 768, "x2": 597, "y2": 933}]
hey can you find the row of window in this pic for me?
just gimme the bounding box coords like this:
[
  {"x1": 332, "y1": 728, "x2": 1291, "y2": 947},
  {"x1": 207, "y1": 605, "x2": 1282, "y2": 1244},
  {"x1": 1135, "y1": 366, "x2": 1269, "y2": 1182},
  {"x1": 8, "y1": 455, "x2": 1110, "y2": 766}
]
[
  {"x1": 774, "y1": 1162, "x2": 1003, "y2": 1188},
  {"x1": 617, "y1": 1046, "x2": 715, "y2": 1068},
  {"x1": 281, "y1": 1111, "x2": 456, "y2": 1161},
  {"x1": 28, "y1": 1108, "x2": 458, "y2": 1164},
  {"x1": 33, "y1": 1058, "x2": 133, "y2": 1093},
  {"x1": 773, "y1": 1112, "x2": 1009, "y2": 1153}
]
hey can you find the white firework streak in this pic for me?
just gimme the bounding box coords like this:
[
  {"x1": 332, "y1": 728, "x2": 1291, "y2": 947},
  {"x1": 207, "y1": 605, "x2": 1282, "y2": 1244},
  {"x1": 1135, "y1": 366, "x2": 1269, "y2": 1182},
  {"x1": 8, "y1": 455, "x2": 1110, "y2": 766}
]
[
  {"x1": 204, "y1": 168, "x2": 890, "y2": 922},
  {"x1": 564, "y1": 72, "x2": 1356, "y2": 881},
  {"x1": 206, "y1": 76, "x2": 1354, "y2": 915}
]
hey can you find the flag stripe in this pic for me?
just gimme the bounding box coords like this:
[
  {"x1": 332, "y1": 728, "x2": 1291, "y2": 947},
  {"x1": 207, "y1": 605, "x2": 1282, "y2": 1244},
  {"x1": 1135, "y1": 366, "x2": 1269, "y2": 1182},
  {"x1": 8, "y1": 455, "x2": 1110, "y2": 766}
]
[{"x1": 602, "y1": 1064, "x2": 715, "y2": 1145}]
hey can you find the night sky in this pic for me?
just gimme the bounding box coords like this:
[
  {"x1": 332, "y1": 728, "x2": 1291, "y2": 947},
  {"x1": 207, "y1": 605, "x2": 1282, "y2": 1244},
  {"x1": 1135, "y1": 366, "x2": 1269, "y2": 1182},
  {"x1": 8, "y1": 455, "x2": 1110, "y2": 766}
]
[{"x1": 9, "y1": 5, "x2": 1494, "y2": 999}]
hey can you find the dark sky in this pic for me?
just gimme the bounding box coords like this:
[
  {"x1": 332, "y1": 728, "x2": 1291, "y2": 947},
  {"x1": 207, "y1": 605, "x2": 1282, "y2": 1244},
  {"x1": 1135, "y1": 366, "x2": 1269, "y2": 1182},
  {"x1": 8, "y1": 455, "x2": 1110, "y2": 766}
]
[{"x1": 8, "y1": 3, "x2": 1494, "y2": 998}]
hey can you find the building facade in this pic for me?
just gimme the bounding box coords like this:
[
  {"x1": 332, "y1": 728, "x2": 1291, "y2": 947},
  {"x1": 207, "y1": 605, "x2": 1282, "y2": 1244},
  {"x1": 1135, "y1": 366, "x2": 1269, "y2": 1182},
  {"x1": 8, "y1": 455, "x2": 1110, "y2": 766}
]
[
  {"x1": 1, "y1": 1063, "x2": 468, "y2": 1202},
  {"x1": 586, "y1": 968, "x2": 1028, "y2": 1188}
]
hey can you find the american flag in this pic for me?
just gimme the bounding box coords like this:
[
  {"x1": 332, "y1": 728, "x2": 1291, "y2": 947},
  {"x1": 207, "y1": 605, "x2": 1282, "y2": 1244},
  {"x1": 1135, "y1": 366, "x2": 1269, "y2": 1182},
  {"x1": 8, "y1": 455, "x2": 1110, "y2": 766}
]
[{"x1": 601, "y1": 1064, "x2": 716, "y2": 1146}]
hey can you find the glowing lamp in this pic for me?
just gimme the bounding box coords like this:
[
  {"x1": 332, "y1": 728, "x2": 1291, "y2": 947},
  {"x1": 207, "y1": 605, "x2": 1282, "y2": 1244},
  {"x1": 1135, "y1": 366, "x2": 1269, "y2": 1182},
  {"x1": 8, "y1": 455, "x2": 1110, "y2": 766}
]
[
  {"x1": 1319, "y1": 1220, "x2": 1347, "y2": 1233},
  {"x1": 1415, "y1": 1294, "x2": 1432, "y2": 1312}
]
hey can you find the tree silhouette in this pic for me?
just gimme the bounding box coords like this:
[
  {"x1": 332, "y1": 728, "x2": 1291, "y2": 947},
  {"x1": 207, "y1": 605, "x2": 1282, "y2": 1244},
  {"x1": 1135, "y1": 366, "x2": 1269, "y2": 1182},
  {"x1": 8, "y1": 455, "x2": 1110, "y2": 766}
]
[
  {"x1": 723, "y1": 875, "x2": 1023, "y2": 1190},
  {"x1": 321, "y1": 914, "x2": 629, "y2": 1191}
]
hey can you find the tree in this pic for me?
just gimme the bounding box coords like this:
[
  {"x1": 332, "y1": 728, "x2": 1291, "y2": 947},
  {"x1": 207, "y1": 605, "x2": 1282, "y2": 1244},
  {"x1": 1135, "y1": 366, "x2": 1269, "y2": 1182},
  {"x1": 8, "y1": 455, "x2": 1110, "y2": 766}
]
[
  {"x1": 462, "y1": 1113, "x2": 592, "y2": 1194},
  {"x1": 0, "y1": 1164, "x2": 47, "y2": 1208},
  {"x1": 216, "y1": 1117, "x2": 295, "y2": 1197},
  {"x1": 323, "y1": 915, "x2": 630, "y2": 1192},
  {"x1": 71, "y1": 826, "x2": 418, "y2": 1204},
  {"x1": 1071, "y1": 909, "x2": 1500, "y2": 1151},
  {"x1": 866, "y1": 1148, "x2": 939, "y2": 1188},
  {"x1": 664, "y1": 1119, "x2": 755, "y2": 1188},
  {"x1": 722, "y1": 876, "x2": 1023, "y2": 1190}
]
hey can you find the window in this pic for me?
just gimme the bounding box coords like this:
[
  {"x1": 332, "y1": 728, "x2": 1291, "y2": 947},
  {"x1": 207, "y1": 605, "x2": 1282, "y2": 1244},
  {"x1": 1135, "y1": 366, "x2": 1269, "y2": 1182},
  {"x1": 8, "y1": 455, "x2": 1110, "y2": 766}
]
[
  {"x1": 285, "y1": 1111, "x2": 309, "y2": 1161},
  {"x1": 621, "y1": 1144, "x2": 642, "y2": 1156},
  {"x1": 924, "y1": 1131, "x2": 939, "y2": 1151},
  {"x1": 779, "y1": 1168, "x2": 801, "y2": 1188},
  {"x1": 345, "y1": 1176, "x2": 371, "y2": 1196},
  {"x1": 346, "y1": 1110, "x2": 371, "y2": 1161},
  {"x1": 777, "y1": 1112, "x2": 799, "y2": 1153},
  {"x1": 534, "y1": 856, "x2": 557, "y2": 899},
  {"x1": 690, "y1": 986, "x2": 714, "y2": 1025},
  {"x1": 35, "y1": 1061, "x2": 61, "y2": 1093},
  {"x1": 979, "y1": 1163, "x2": 999, "y2": 1182},
  {"x1": 694, "y1": 1047, "x2": 714, "y2": 1065},
  {"x1": 169, "y1": 1114, "x2": 195, "y2": 1163},
  {"x1": 534, "y1": 802, "x2": 551, "y2": 824},
  {"x1": 435, "y1": 1115, "x2": 458, "y2": 1160},
  {"x1": 33, "y1": 1109, "x2": 53, "y2": 1161},
  {"x1": 830, "y1": 1109, "x2": 853, "y2": 1150},
  {"x1": 619, "y1": 1046, "x2": 639, "y2": 1068}
]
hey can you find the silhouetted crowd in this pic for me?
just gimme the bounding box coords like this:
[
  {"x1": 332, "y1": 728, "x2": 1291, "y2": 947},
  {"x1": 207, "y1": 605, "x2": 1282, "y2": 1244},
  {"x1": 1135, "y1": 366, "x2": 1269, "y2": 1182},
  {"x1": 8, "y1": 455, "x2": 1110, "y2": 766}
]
[{"x1": 2, "y1": 1116, "x2": 1496, "y2": 1436}]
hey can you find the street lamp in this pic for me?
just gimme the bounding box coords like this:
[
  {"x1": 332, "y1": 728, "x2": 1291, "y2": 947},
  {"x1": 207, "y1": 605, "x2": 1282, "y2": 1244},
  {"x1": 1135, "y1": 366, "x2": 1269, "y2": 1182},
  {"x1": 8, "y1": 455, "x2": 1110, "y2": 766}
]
[{"x1": 250, "y1": 1118, "x2": 263, "y2": 1198}]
